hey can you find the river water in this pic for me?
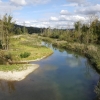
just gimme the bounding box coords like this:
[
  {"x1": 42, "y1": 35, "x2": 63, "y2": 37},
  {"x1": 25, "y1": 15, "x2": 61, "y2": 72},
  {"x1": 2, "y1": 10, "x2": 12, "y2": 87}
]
[{"x1": 0, "y1": 42, "x2": 99, "y2": 100}]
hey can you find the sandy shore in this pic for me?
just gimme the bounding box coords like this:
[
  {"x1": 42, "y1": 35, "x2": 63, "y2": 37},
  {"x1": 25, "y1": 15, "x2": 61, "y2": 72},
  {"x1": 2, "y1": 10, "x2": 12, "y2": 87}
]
[
  {"x1": 0, "y1": 53, "x2": 53, "y2": 81},
  {"x1": 0, "y1": 64, "x2": 39, "y2": 81}
]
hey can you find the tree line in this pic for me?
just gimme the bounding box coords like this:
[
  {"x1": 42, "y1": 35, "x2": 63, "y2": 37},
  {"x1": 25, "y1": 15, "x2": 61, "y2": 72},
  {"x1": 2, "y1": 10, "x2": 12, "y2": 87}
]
[
  {"x1": 0, "y1": 14, "x2": 100, "y2": 50},
  {"x1": 13, "y1": 24, "x2": 43, "y2": 34},
  {"x1": 42, "y1": 17, "x2": 100, "y2": 44}
]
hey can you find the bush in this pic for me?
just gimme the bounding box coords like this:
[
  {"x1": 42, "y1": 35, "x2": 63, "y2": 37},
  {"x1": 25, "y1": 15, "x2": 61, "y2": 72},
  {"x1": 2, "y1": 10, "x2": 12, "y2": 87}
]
[
  {"x1": 95, "y1": 81, "x2": 100, "y2": 99},
  {"x1": 0, "y1": 40, "x2": 2, "y2": 49},
  {"x1": 5, "y1": 53, "x2": 12, "y2": 60},
  {"x1": 20, "y1": 52, "x2": 31, "y2": 58}
]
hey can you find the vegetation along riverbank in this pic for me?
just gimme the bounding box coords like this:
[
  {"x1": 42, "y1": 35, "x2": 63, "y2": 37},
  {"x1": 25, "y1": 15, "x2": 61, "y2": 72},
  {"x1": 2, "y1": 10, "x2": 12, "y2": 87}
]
[
  {"x1": 39, "y1": 17, "x2": 100, "y2": 72},
  {"x1": 0, "y1": 34, "x2": 53, "y2": 70},
  {"x1": 40, "y1": 37, "x2": 100, "y2": 71},
  {"x1": 0, "y1": 14, "x2": 53, "y2": 80}
]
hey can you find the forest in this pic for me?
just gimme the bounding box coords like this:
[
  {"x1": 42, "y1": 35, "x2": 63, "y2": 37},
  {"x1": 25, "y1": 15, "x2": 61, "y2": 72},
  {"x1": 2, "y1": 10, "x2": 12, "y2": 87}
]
[{"x1": 42, "y1": 17, "x2": 100, "y2": 44}]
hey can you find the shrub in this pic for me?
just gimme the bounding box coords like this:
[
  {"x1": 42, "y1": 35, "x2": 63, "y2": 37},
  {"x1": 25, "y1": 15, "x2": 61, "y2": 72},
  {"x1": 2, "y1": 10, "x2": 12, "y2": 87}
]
[
  {"x1": 95, "y1": 81, "x2": 100, "y2": 99},
  {"x1": 5, "y1": 53, "x2": 12, "y2": 60},
  {"x1": 0, "y1": 40, "x2": 2, "y2": 49},
  {"x1": 20, "y1": 52, "x2": 31, "y2": 58}
]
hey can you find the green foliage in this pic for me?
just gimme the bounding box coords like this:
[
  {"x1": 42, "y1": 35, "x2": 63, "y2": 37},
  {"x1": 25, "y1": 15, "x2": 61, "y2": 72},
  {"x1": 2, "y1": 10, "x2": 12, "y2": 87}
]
[
  {"x1": 0, "y1": 13, "x2": 14, "y2": 50},
  {"x1": 0, "y1": 40, "x2": 2, "y2": 49},
  {"x1": 95, "y1": 80, "x2": 100, "y2": 99},
  {"x1": 41, "y1": 16, "x2": 100, "y2": 44},
  {"x1": 74, "y1": 21, "x2": 82, "y2": 31},
  {"x1": 5, "y1": 52, "x2": 12, "y2": 60},
  {"x1": 20, "y1": 52, "x2": 31, "y2": 58},
  {"x1": 81, "y1": 24, "x2": 89, "y2": 32},
  {"x1": 0, "y1": 64, "x2": 27, "y2": 71},
  {"x1": 14, "y1": 27, "x2": 23, "y2": 34}
]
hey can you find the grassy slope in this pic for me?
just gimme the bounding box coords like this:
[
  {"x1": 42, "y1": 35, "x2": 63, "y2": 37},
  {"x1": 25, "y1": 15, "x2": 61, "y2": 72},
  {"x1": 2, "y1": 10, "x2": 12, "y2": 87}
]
[
  {"x1": 11, "y1": 34, "x2": 53, "y2": 61},
  {"x1": 0, "y1": 34, "x2": 53, "y2": 71}
]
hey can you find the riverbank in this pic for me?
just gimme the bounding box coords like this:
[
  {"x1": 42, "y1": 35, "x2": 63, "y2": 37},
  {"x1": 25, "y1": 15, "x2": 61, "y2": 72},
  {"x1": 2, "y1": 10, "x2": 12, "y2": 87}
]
[
  {"x1": 40, "y1": 37, "x2": 100, "y2": 72},
  {"x1": 0, "y1": 34, "x2": 53, "y2": 81},
  {"x1": 0, "y1": 34, "x2": 53, "y2": 65},
  {"x1": 0, "y1": 64, "x2": 39, "y2": 81},
  {"x1": 0, "y1": 53, "x2": 53, "y2": 81}
]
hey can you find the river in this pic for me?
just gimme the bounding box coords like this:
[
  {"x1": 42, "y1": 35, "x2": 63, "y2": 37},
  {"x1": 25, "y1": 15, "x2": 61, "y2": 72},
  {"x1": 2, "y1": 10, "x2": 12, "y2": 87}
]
[{"x1": 0, "y1": 42, "x2": 99, "y2": 100}]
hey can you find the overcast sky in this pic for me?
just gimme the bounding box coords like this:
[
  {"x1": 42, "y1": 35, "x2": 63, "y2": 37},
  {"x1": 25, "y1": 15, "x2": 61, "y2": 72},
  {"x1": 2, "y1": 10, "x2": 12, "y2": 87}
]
[{"x1": 0, "y1": 0, "x2": 100, "y2": 28}]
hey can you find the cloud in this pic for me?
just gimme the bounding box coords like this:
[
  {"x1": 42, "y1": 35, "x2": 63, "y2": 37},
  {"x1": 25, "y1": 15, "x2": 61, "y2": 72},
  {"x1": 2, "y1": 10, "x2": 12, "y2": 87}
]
[
  {"x1": 66, "y1": 56, "x2": 81, "y2": 68},
  {"x1": 24, "y1": 21, "x2": 30, "y2": 24},
  {"x1": 16, "y1": 19, "x2": 51, "y2": 28},
  {"x1": 27, "y1": 0, "x2": 51, "y2": 5},
  {"x1": 45, "y1": 13, "x2": 88, "y2": 28},
  {"x1": 66, "y1": 0, "x2": 85, "y2": 4},
  {"x1": 32, "y1": 20, "x2": 38, "y2": 23},
  {"x1": 1, "y1": 0, "x2": 98, "y2": 29},
  {"x1": 59, "y1": 15, "x2": 85, "y2": 22},
  {"x1": 59, "y1": 15, "x2": 70, "y2": 21},
  {"x1": 0, "y1": 1, "x2": 22, "y2": 15},
  {"x1": 30, "y1": 23, "x2": 49, "y2": 28},
  {"x1": 62, "y1": 3, "x2": 78, "y2": 7},
  {"x1": 60, "y1": 10, "x2": 71, "y2": 15},
  {"x1": 75, "y1": 4, "x2": 100, "y2": 15},
  {"x1": 19, "y1": 14, "x2": 87, "y2": 29},
  {"x1": 10, "y1": 0, "x2": 50, "y2": 6},
  {"x1": 66, "y1": 0, "x2": 89, "y2": 6},
  {"x1": 10, "y1": 0, "x2": 27, "y2": 6},
  {"x1": 50, "y1": 16, "x2": 58, "y2": 21}
]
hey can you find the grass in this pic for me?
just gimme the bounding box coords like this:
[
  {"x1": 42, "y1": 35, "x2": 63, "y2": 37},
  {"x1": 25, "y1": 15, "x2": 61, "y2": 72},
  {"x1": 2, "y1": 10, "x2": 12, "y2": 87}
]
[
  {"x1": 0, "y1": 34, "x2": 53, "y2": 71},
  {"x1": 10, "y1": 34, "x2": 53, "y2": 61},
  {"x1": 0, "y1": 64, "x2": 27, "y2": 71}
]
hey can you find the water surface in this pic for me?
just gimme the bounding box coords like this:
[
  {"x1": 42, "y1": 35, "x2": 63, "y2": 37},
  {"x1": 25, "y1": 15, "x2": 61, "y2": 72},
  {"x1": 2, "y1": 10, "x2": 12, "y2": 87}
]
[{"x1": 0, "y1": 43, "x2": 99, "y2": 100}]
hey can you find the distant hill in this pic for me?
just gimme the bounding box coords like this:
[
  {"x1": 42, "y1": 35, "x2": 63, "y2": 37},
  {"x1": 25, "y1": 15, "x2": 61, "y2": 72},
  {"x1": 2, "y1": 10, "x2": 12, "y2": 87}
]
[
  {"x1": 14, "y1": 24, "x2": 44, "y2": 34},
  {"x1": 14, "y1": 24, "x2": 74, "y2": 35}
]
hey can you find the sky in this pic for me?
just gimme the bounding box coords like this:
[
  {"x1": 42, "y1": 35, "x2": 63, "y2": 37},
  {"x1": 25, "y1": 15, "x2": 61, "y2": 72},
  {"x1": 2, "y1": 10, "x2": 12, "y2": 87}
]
[{"x1": 0, "y1": 0, "x2": 100, "y2": 28}]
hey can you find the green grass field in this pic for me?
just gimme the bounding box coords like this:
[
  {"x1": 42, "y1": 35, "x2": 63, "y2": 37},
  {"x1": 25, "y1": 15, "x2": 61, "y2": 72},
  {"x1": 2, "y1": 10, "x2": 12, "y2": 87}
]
[{"x1": 0, "y1": 34, "x2": 53, "y2": 71}]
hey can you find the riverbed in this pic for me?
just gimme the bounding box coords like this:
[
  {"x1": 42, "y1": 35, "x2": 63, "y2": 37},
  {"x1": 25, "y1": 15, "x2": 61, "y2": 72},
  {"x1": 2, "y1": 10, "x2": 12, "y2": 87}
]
[{"x1": 0, "y1": 42, "x2": 99, "y2": 100}]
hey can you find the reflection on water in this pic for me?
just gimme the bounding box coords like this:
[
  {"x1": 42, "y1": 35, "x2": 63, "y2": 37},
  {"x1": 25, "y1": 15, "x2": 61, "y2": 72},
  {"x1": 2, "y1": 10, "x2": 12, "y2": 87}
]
[
  {"x1": 0, "y1": 42, "x2": 99, "y2": 100},
  {"x1": 7, "y1": 81, "x2": 16, "y2": 93},
  {"x1": 66, "y1": 54, "x2": 81, "y2": 68},
  {"x1": 95, "y1": 79, "x2": 100, "y2": 100},
  {"x1": 0, "y1": 80, "x2": 15, "y2": 93}
]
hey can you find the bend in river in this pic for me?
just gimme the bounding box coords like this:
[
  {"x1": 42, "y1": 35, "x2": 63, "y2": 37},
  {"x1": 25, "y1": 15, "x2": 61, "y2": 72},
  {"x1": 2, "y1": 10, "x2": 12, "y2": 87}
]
[{"x1": 0, "y1": 42, "x2": 99, "y2": 100}]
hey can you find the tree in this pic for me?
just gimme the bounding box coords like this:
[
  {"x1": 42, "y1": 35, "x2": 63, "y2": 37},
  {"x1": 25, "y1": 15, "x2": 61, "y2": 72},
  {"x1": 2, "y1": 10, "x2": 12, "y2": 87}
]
[
  {"x1": 22, "y1": 22, "x2": 28, "y2": 34},
  {"x1": 15, "y1": 27, "x2": 22, "y2": 34},
  {"x1": 81, "y1": 24, "x2": 89, "y2": 32},
  {"x1": 2, "y1": 14, "x2": 14, "y2": 50},
  {"x1": 74, "y1": 21, "x2": 82, "y2": 31},
  {"x1": 0, "y1": 19, "x2": 4, "y2": 49},
  {"x1": 74, "y1": 21, "x2": 82, "y2": 43}
]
